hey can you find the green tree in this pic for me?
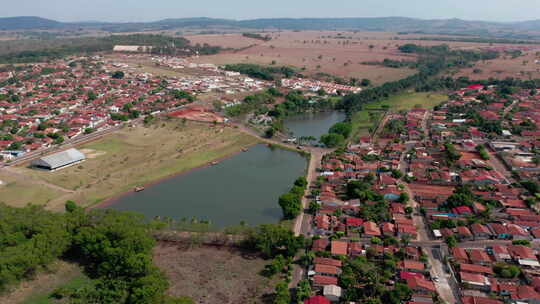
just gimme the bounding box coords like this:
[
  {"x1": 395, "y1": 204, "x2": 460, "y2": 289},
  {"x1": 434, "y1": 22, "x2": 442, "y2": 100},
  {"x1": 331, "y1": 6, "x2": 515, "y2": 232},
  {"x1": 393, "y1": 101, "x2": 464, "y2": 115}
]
[
  {"x1": 296, "y1": 279, "x2": 312, "y2": 302},
  {"x1": 445, "y1": 235, "x2": 458, "y2": 248},
  {"x1": 112, "y1": 71, "x2": 125, "y2": 79},
  {"x1": 320, "y1": 133, "x2": 345, "y2": 148},
  {"x1": 329, "y1": 122, "x2": 353, "y2": 138},
  {"x1": 274, "y1": 281, "x2": 290, "y2": 304},
  {"x1": 279, "y1": 193, "x2": 302, "y2": 219}
]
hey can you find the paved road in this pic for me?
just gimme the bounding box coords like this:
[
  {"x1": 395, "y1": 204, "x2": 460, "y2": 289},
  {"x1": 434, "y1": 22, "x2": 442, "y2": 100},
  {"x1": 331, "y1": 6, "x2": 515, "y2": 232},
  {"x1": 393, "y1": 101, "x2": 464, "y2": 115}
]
[{"x1": 426, "y1": 247, "x2": 457, "y2": 304}]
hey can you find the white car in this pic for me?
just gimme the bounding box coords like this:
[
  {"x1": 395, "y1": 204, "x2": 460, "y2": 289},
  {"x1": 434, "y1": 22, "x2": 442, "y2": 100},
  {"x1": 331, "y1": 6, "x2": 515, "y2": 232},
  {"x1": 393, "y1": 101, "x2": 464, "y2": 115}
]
[{"x1": 433, "y1": 276, "x2": 440, "y2": 282}]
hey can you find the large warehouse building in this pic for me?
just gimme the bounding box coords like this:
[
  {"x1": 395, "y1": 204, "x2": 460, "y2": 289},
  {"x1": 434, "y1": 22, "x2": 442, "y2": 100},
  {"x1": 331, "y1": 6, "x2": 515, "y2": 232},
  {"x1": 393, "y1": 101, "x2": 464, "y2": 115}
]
[{"x1": 31, "y1": 149, "x2": 86, "y2": 171}]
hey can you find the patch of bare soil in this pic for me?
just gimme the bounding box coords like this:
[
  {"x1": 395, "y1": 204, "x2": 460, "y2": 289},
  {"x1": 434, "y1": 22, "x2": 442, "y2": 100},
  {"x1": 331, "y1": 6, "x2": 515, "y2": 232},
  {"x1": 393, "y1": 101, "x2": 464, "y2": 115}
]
[{"x1": 153, "y1": 242, "x2": 275, "y2": 304}]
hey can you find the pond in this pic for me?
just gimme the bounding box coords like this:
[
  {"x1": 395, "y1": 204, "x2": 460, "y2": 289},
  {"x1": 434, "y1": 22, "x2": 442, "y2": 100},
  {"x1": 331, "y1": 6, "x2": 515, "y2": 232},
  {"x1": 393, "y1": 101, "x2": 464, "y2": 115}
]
[
  {"x1": 107, "y1": 144, "x2": 307, "y2": 228},
  {"x1": 284, "y1": 111, "x2": 347, "y2": 140}
]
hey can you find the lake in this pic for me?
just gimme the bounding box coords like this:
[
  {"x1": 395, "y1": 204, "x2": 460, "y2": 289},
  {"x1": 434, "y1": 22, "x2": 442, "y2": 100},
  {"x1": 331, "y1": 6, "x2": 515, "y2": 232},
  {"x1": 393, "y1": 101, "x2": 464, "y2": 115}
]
[
  {"x1": 285, "y1": 111, "x2": 347, "y2": 140},
  {"x1": 107, "y1": 144, "x2": 307, "y2": 228}
]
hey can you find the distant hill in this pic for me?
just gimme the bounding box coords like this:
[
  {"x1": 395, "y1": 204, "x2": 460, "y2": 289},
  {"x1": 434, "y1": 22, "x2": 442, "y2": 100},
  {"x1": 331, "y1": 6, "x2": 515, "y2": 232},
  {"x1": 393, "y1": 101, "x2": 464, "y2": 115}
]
[
  {"x1": 1, "y1": 16, "x2": 540, "y2": 39},
  {"x1": 0, "y1": 16, "x2": 63, "y2": 30}
]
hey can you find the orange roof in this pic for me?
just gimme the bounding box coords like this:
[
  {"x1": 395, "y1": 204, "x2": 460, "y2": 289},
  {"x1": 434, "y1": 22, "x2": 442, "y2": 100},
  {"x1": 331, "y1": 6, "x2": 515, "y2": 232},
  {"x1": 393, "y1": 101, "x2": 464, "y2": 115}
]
[{"x1": 331, "y1": 240, "x2": 348, "y2": 256}]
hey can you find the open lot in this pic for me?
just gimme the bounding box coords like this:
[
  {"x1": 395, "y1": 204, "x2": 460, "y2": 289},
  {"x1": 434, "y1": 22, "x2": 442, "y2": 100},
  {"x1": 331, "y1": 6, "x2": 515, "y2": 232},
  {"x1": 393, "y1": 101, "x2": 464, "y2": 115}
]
[
  {"x1": 351, "y1": 91, "x2": 448, "y2": 138},
  {"x1": 154, "y1": 243, "x2": 275, "y2": 304},
  {"x1": 2, "y1": 119, "x2": 258, "y2": 210},
  {"x1": 0, "y1": 170, "x2": 66, "y2": 208}
]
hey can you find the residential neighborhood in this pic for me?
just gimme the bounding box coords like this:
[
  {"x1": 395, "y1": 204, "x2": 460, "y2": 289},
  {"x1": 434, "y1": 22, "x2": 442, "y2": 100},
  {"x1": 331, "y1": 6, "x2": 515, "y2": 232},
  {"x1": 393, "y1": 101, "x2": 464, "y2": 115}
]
[
  {"x1": 0, "y1": 54, "x2": 272, "y2": 162},
  {"x1": 301, "y1": 84, "x2": 540, "y2": 304}
]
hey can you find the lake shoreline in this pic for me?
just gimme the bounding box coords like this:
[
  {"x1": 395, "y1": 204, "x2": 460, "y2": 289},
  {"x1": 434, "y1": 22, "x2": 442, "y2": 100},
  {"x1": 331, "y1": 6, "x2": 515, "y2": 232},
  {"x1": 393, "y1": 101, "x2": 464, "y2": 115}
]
[{"x1": 90, "y1": 141, "x2": 260, "y2": 210}]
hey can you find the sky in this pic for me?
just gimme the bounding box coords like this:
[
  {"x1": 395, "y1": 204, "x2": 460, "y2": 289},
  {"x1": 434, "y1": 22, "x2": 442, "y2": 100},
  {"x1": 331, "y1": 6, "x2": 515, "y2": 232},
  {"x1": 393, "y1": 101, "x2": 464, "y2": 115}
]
[{"x1": 3, "y1": 0, "x2": 540, "y2": 23}]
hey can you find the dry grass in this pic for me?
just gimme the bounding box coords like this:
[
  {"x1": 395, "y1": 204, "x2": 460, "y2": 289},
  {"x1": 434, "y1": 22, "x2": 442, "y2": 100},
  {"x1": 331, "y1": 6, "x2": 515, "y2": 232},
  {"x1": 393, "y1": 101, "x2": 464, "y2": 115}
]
[
  {"x1": 153, "y1": 243, "x2": 275, "y2": 304},
  {"x1": 0, "y1": 170, "x2": 65, "y2": 207},
  {"x1": 8, "y1": 119, "x2": 258, "y2": 210},
  {"x1": 191, "y1": 30, "x2": 419, "y2": 85},
  {"x1": 187, "y1": 33, "x2": 262, "y2": 49},
  {"x1": 454, "y1": 51, "x2": 540, "y2": 81}
]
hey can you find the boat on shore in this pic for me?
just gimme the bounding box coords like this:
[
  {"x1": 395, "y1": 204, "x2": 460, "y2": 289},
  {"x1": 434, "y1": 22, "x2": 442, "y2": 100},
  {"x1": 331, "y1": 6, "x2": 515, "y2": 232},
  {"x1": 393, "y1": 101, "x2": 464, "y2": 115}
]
[
  {"x1": 134, "y1": 186, "x2": 145, "y2": 192},
  {"x1": 242, "y1": 148, "x2": 249, "y2": 152},
  {"x1": 211, "y1": 161, "x2": 219, "y2": 166}
]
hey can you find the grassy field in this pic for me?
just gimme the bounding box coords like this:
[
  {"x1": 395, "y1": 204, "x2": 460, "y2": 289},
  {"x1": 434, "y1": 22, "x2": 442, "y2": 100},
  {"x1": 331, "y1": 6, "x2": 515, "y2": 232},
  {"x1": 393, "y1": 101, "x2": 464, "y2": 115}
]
[
  {"x1": 154, "y1": 243, "x2": 275, "y2": 304},
  {"x1": 350, "y1": 92, "x2": 448, "y2": 138},
  {"x1": 0, "y1": 261, "x2": 88, "y2": 304},
  {"x1": 0, "y1": 170, "x2": 66, "y2": 207},
  {"x1": 3, "y1": 119, "x2": 258, "y2": 210}
]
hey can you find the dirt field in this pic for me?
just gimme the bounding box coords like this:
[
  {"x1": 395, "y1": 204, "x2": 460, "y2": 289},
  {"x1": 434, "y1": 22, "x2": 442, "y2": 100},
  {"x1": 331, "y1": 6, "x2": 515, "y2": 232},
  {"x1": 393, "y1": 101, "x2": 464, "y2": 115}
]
[
  {"x1": 189, "y1": 31, "x2": 540, "y2": 84},
  {"x1": 154, "y1": 243, "x2": 274, "y2": 304},
  {"x1": 2, "y1": 119, "x2": 258, "y2": 210},
  {"x1": 187, "y1": 33, "x2": 262, "y2": 49},
  {"x1": 190, "y1": 31, "x2": 418, "y2": 85},
  {"x1": 454, "y1": 51, "x2": 540, "y2": 80}
]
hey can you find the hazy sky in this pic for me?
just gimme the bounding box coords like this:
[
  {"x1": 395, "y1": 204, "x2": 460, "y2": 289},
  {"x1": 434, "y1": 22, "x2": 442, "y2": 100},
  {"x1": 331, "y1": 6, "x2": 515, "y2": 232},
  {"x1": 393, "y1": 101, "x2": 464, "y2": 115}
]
[{"x1": 3, "y1": 0, "x2": 540, "y2": 22}]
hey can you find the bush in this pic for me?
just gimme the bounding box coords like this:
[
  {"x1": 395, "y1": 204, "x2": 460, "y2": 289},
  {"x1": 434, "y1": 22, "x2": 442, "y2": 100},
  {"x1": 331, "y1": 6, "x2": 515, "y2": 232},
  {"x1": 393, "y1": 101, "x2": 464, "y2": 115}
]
[{"x1": 320, "y1": 133, "x2": 345, "y2": 148}]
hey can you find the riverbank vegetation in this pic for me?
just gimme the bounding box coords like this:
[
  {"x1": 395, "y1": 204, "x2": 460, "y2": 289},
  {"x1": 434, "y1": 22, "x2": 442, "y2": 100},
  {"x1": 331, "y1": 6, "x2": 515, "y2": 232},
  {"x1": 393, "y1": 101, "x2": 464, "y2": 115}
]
[
  {"x1": 278, "y1": 176, "x2": 308, "y2": 220},
  {"x1": 0, "y1": 203, "x2": 189, "y2": 303}
]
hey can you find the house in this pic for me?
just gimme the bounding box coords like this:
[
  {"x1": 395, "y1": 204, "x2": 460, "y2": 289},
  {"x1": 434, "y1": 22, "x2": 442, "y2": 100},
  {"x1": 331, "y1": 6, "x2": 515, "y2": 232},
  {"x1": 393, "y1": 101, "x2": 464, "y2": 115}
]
[
  {"x1": 516, "y1": 285, "x2": 540, "y2": 302},
  {"x1": 507, "y1": 224, "x2": 532, "y2": 241},
  {"x1": 363, "y1": 221, "x2": 382, "y2": 237},
  {"x1": 488, "y1": 223, "x2": 511, "y2": 240},
  {"x1": 313, "y1": 239, "x2": 330, "y2": 252},
  {"x1": 456, "y1": 226, "x2": 474, "y2": 241},
  {"x1": 398, "y1": 260, "x2": 425, "y2": 273},
  {"x1": 460, "y1": 272, "x2": 491, "y2": 291},
  {"x1": 508, "y1": 245, "x2": 540, "y2": 268},
  {"x1": 331, "y1": 241, "x2": 348, "y2": 256},
  {"x1": 313, "y1": 275, "x2": 339, "y2": 287},
  {"x1": 452, "y1": 247, "x2": 470, "y2": 263},
  {"x1": 314, "y1": 264, "x2": 342, "y2": 277},
  {"x1": 461, "y1": 296, "x2": 503, "y2": 304},
  {"x1": 323, "y1": 285, "x2": 342, "y2": 302},
  {"x1": 491, "y1": 245, "x2": 512, "y2": 263},
  {"x1": 397, "y1": 224, "x2": 418, "y2": 239},
  {"x1": 406, "y1": 277, "x2": 436, "y2": 294},
  {"x1": 468, "y1": 249, "x2": 492, "y2": 266},
  {"x1": 304, "y1": 296, "x2": 331, "y2": 304},
  {"x1": 470, "y1": 223, "x2": 492, "y2": 240},
  {"x1": 382, "y1": 222, "x2": 396, "y2": 236},
  {"x1": 460, "y1": 264, "x2": 494, "y2": 276},
  {"x1": 314, "y1": 257, "x2": 342, "y2": 268}
]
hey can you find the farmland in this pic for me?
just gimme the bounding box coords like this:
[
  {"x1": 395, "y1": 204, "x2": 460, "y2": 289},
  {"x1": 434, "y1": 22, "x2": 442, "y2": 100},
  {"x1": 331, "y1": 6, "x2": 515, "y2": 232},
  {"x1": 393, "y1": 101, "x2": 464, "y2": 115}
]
[
  {"x1": 1, "y1": 119, "x2": 258, "y2": 210},
  {"x1": 454, "y1": 51, "x2": 540, "y2": 80},
  {"x1": 187, "y1": 30, "x2": 540, "y2": 84},
  {"x1": 189, "y1": 31, "x2": 419, "y2": 85},
  {"x1": 154, "y1": 243, "x2": 276, "y2": 304}
]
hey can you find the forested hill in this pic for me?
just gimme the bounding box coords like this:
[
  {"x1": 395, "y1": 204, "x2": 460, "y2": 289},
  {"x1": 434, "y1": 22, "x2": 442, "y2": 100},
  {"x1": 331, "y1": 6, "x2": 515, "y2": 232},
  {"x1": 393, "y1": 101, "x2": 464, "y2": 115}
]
[
  {"x1": 0, "y1": 16, "x2": 63, "y2": 30},
  {"x1": 2, "y1": 16, "x2": 540, "y2": 37}
]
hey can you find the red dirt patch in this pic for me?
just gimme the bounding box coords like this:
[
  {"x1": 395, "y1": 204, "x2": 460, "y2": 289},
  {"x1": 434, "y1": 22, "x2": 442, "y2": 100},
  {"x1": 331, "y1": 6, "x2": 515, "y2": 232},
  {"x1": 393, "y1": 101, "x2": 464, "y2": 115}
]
[{"x1": 169, "y1": 106, "x2": 225, "y2": 123}]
